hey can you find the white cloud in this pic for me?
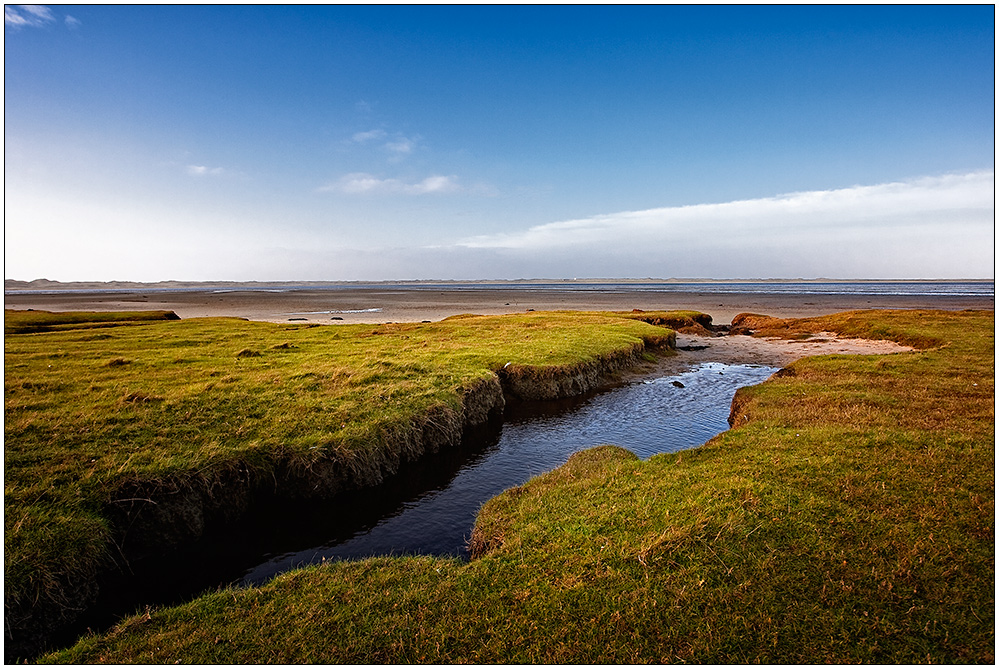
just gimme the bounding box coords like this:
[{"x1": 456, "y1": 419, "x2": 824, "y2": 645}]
[
  {"x1": 385, "y1": 138, "x2": 414, "y2": 154},
  {"x1": 459, "y1": 171, "x2": 994, "y2": 250},
  {"x1": 19, "y1": 5, "x2": 53, "y2": 22},
  {"x1": 351, "y1": 129, "x2": 387, "y2": 143},
  {"x1": 64, "y1": 15, "x2": 80, "y2": 28},
  {"x1": 186, "y1": 164, "x2": 226, "y2": 177},
  {"x1": 450, "y1": 171, "x2": 994, "y2": 279},
  {"x1": 319, "y1": 172, "x2": 461, "y2": 195},
  {"x1": 5, "y1": 5, "x2": 55, "y2": 28},
  {"x1": 407, "y1": 174, "x2": 458, "y2": 194},
  {"x1": 349, "y1": 129, "x2": 420, "y2": 162},
  {"x1": 384, "y1": 137, "x2": 416, "y2": 160}
]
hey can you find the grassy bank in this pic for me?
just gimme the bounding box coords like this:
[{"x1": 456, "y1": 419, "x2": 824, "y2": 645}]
[
  {"x1": 4, "y1": 308, "x2": 676, "y2": 659},
  {"x1": 39, "y1": 308, "x2": 994, "y2": 663},
  {"x1": 4, "y1": 309, "x2": 180, "y2": 335}
]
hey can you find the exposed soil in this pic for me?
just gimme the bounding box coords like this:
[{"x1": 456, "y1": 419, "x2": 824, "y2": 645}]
[{"x1": 627, "y1": 332, "x2": 916, "y2": 380}]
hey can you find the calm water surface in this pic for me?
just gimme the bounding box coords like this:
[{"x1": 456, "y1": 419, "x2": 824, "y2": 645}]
[{"x1": 240, "y1": 361, "x2": 777, "y2": 584}]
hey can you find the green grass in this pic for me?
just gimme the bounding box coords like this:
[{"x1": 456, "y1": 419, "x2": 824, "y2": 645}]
[
  {"x1": 611, "y1": 308, "x2": 715, "y2": 332},
  {"x1": 4, "y1": 308, "x2": 675, "y2": 657},
  {"x1": 4, "y1": 308, "x2": 180, "y2": 334},
  {"x1": 37, "y1": 308, "x2": 994, "y2": 663}
]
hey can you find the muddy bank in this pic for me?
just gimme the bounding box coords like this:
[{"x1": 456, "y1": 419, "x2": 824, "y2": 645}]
[
  {"x1": 499, "y1": 337, "x2": 675, "y2": 401},
  {"x1": 5, "y1": 336, "x2": 671, "y2": 662}
]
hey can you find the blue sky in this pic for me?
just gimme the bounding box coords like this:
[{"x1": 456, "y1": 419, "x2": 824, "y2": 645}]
[{"x1": 4, "y1": 4, "x2": 994, "y2": 281}]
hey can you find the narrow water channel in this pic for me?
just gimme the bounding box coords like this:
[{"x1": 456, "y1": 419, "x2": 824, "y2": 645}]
[
  {"x1": 242, "y1": 361, "x2": 777, "y2": 583},
  {"x1": 73, "y1": 359, "x2": 777, "y2": 648}
]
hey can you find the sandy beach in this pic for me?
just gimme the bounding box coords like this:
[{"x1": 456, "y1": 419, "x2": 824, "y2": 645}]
[{"x1": 3, "y1": 283, "x2": 993, "y2": 327}]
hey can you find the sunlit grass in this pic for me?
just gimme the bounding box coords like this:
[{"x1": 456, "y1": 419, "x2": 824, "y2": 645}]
[
  {"x1": 4, "y1": 308, "x2": 674, "y2": 657},
  {"x1": 39, "y1": 308, "x2": 993, "y2": 663}
]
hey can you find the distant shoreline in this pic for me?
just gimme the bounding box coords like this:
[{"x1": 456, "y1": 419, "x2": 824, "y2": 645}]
[{"x1": 5, "y1": 277, "x2": 995, "y2": 294}]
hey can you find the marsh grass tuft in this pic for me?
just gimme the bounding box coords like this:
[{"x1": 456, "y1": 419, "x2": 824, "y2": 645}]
[
  {"x1": 729, "y1": 310, "x2": 948, "y2": 349},
  {"x1": 614, "y1": 309, "x2": 715, "y2": 333}
]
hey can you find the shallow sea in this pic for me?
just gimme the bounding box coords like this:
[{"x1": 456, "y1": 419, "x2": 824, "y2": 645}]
[{"x1": 5, "y1": 279, "x2": 995, "y2": 297}]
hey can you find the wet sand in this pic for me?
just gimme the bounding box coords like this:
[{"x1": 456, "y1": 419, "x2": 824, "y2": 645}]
[
  {"x1": 620, "y1": 331, "x2": 917, "y2": 384},
  {"x1": 3, "y1": 284, "x2": 993, "y2": 327}
]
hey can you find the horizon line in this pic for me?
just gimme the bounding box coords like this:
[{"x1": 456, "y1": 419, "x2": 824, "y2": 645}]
[{"x1": 5, "y1": 277, "x2": 995, "y2": 287}]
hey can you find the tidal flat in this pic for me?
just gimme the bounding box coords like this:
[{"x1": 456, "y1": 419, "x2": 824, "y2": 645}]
[
  {"x1": 5, "y1": 307, "x2": 994, "y2": 663},
  {"x1": 5, "y1": 278, "x2": 994, "y2": 325}
]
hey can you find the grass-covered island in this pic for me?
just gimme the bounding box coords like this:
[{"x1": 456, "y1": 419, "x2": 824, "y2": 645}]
[{"x1": 6, "y1": 308, "x2": 994, "y2": 662}]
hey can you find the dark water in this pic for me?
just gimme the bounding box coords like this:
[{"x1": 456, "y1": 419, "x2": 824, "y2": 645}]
[{"x1": 239, "y1": 361, "x2": 777, "y2": 584}]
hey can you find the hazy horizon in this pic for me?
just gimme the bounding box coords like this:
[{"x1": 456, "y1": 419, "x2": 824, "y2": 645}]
[
  {"x1": 5, "y1": 6, "x2": 994, "y2": 283},
  {"x1": 6, "y1": 277, "x2": 995, "y2": 288}
]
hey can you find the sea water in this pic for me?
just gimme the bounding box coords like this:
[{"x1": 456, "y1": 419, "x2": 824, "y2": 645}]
[{"x1": 5, "y1": 280, "x2": 994, "y2": 297}]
